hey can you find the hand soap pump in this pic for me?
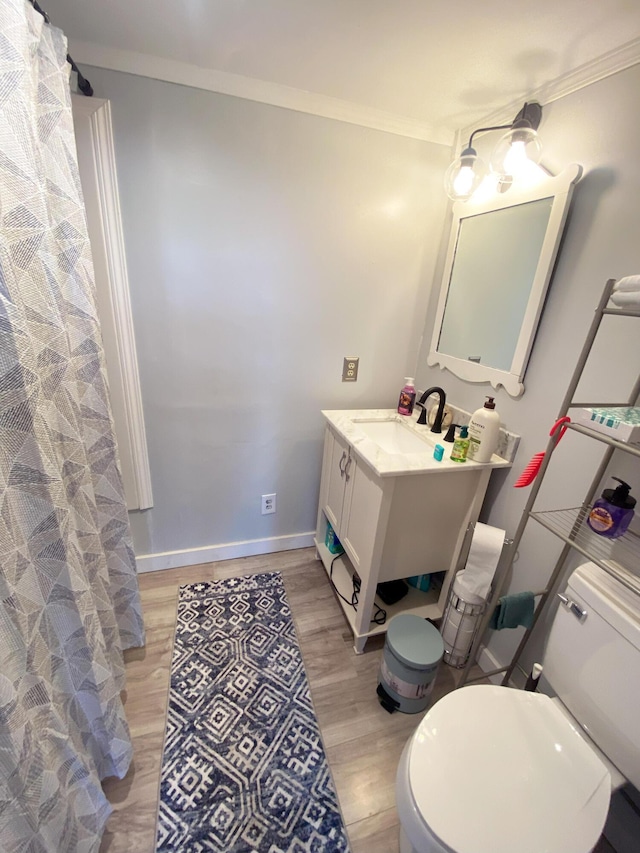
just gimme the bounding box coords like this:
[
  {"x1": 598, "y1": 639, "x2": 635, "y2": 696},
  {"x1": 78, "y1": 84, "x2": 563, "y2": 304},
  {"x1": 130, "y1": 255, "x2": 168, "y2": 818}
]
[
  {"x1": 450, "y1": 425, "x2": 470, "y2": 462},
  {"x1": 397, "y1": 378, "x2": 416, "y2": 416},
  {"x1": 587, "y1": 477, "x2": 636, "y2": 539},
  {"x1": 467, "y1": 396, "x2": 501, "y2": 462}
]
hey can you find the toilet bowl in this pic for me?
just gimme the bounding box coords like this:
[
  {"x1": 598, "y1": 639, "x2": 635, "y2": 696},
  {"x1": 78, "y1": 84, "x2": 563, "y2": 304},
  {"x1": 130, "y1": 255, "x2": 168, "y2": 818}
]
[
  {"x1": 395, "y1": 684, "x2": 611, "y2": 853},
  {"x1": 395, "y1": 561, "x2": 640, "y2": 853}
]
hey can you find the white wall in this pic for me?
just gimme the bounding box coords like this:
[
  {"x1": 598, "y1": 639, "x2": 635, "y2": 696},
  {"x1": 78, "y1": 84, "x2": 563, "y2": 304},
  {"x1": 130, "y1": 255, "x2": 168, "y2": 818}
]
[
  {"x1": 416, "y1": 63, "x2": 640, "y2": 673},
  {"x1": 80, "y1": 66, "x2": 451, "y2": 567}
]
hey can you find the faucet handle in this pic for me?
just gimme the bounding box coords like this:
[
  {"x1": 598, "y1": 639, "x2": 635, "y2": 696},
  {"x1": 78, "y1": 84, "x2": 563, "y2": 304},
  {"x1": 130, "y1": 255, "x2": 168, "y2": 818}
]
[
  {"x1": 444, "y1": 423, "x2": 458, "y2": 442},
  {"x1": 415, "y1": 401, "x2": 428, "y2": 425}
]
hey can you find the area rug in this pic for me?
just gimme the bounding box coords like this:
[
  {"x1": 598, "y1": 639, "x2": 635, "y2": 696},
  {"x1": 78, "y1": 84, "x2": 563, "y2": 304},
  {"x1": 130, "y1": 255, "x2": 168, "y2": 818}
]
[{"x1": 156, "y1": 571, "x2": 351, "y2": 852}]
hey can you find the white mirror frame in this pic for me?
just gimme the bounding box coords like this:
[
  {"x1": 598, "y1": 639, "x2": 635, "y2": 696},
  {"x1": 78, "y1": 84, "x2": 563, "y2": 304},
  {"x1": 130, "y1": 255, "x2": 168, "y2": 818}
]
[{"x1": 427, "y1": 163, "x2": 582, "y2": 397}]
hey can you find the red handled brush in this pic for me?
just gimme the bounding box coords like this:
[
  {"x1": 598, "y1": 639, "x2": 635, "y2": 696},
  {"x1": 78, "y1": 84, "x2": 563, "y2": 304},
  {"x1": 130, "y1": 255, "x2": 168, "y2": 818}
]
[{"x1": 514, "y1": 416, "x2": 570, "y2": 487}]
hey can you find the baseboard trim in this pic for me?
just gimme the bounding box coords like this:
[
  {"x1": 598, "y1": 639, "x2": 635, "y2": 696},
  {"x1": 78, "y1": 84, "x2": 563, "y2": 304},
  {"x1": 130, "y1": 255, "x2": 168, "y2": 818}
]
[
  {"x1": 135, "y1": 531, "x2": 316, "y2": 573},
  {"x1": 476, "y1": 644, "x2": 528, "y2": 687},
  {"x1": 477, "y1": 645, "x2": 505, "y2": 684}
]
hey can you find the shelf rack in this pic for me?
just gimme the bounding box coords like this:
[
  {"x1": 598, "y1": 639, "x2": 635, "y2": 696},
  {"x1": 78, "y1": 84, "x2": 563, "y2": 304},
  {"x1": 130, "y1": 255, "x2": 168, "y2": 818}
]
[
  {"x1": 315, "y1": 536, "x2": 442, "y2": 640},
  {"x1": 459, "y1": 278, "x2": 640, "y2": 688}
]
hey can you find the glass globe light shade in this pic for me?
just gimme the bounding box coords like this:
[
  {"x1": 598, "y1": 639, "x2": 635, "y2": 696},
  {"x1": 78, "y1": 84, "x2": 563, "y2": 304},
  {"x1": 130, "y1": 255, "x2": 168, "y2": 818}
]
[
  {"x1": 490, "y1": 125, "x2": 542, "y2": 178},
  {"x1": 444, "y1": 148, "x2": 486, "y2": 201}
]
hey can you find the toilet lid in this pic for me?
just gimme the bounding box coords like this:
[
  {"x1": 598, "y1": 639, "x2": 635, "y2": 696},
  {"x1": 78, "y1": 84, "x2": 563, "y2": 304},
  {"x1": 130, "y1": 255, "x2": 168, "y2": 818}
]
[{"x1": 409, "y1": 685, "x2": 610, "y2": 853}]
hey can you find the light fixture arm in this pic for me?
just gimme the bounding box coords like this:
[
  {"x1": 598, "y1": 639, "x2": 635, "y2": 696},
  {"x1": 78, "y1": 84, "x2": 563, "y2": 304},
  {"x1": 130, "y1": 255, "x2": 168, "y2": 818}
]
[
  {"x1": 467, "y1": 122, "x2": 511, "y2": 150},
  {"x1": 465, "y1": 102, "x2": 542, "y2": 151}
]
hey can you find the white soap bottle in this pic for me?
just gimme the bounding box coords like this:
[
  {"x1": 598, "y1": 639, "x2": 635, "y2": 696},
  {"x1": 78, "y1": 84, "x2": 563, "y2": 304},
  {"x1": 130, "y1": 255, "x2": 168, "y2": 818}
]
[{"x1": 467, "y1": 396, "x2": 501, "y2": 462}]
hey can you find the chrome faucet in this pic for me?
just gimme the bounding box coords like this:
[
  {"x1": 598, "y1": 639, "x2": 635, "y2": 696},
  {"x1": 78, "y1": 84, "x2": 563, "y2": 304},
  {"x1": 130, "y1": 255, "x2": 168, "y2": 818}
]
[{"x1": 416, "y1": 387, "x2": 446, "y2": 433}]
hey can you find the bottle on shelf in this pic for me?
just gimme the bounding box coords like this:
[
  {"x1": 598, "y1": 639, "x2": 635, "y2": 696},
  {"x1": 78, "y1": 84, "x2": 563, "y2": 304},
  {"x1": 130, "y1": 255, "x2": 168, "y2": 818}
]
[{"x1": 587, "y1": 477, "x2": 636, "y2": 539}]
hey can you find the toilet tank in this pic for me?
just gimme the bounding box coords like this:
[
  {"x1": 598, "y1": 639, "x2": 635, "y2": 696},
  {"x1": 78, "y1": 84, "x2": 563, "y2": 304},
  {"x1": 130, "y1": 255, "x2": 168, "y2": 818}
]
[{"x1": 544, "y1": 561, "x2": 640, "y2": 790}]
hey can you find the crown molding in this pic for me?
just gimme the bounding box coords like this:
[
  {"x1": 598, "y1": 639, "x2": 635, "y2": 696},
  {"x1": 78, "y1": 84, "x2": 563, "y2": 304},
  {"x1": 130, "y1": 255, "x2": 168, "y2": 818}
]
[
  {"x1": 460, "y1": 36, "x2": 640, "y2": 141},
  {"x1": 68, "y1": 39, "x2": 453, "y2": 146},
  {"x1": 69, "y1": 34, "x2": 640, "y2": 151}
]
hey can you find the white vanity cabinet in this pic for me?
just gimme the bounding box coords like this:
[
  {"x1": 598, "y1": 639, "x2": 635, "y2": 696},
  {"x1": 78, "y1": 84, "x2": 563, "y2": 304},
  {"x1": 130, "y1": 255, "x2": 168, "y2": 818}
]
[{"x1": 315, "y1": 410, "x2": 513, "y2": 653}]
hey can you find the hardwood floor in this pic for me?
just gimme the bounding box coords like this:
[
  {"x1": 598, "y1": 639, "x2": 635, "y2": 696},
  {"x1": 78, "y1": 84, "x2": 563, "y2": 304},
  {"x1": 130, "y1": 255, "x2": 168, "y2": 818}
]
[{"x1": 98, "y1": 547, "x2": 615, "y2": 853}]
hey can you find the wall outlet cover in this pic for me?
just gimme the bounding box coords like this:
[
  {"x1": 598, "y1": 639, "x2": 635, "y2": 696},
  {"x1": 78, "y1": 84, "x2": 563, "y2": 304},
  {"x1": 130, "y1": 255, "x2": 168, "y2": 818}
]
[
  {"x1": 342, "y1": 356, "x2": 359, "y2": 382},
  {"x1": 261, "y1": 493, "x2": 276, "y2": 515}
]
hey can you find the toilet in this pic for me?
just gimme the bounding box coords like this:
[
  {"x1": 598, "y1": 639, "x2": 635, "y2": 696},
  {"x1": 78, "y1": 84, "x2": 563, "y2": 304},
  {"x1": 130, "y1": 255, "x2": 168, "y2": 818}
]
[{"x1": 395, "y1": 561, "x2": 640, "y2": 853}]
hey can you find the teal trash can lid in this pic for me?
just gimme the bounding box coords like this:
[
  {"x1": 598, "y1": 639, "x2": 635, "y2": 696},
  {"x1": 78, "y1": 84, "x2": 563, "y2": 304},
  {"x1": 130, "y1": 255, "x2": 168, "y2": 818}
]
[{"x1": 386, "y1": 614, "x2": 444, "y2": 669}]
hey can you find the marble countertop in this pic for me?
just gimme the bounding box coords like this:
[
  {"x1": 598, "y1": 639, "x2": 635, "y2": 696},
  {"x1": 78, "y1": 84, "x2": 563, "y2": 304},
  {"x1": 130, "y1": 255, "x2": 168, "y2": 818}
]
[{"x1": 322, "y1": 408, "x2": 516, "y2": 478}]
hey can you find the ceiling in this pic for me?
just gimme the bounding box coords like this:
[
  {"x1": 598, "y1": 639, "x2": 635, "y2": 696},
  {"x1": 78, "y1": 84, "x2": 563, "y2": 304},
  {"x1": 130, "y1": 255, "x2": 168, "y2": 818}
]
[{"x1": 49, "y1": 0, "x2": 640, "y2": 140}]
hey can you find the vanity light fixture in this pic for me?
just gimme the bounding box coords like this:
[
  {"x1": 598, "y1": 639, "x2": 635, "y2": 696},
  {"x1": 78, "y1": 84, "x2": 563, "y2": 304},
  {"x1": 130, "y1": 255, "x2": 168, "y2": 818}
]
[{"x1": 444, "y1": 102, "x2": 543, "y2": 202}]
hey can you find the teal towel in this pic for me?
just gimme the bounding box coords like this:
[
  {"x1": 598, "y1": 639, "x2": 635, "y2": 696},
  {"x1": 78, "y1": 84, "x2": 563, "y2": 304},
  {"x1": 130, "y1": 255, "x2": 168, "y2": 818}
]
[{"x1": 490, "y1": 592, "x2": 535, "y2": 630}]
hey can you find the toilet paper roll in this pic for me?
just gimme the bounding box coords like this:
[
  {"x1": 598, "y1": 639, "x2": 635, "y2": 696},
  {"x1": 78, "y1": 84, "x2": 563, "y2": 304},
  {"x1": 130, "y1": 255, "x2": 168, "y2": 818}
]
[
  {"x1": 441, "y1": 590, "x2": 485, "y2": 656},
  {"x1": 442, "y1": 610, "x2": 478, "y2": 650},
  {"x1": 455, "y1": 522, "x2": 505, "y2": 602}
]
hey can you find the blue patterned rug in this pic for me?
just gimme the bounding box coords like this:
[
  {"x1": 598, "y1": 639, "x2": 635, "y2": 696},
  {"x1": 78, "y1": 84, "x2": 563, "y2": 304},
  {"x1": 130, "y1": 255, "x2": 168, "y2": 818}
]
[{"x1": 156, "y1": 571, "x2": 351, "y2": 852}]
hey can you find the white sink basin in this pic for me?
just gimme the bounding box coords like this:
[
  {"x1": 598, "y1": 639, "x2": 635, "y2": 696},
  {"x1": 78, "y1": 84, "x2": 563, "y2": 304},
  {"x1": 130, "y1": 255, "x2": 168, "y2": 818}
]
[
  {"x1": 322, "y1": 409, "x2": 515, "y2": 477},
  {"x1": 354, "y1": 419, "x2": 433, "y2": 454}
]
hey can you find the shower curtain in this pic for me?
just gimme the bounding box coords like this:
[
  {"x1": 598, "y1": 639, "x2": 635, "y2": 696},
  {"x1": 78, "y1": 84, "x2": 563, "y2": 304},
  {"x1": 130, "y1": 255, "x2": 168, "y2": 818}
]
[{"x1": 0, "y1": 1, "x2": 145, "y2": 849}]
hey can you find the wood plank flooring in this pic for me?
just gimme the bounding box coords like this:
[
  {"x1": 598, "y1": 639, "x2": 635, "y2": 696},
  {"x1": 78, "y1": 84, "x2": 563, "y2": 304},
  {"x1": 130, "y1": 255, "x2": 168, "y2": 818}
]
[{"x1": 98, "y1": 546, "x2": 615, "y2": 853}]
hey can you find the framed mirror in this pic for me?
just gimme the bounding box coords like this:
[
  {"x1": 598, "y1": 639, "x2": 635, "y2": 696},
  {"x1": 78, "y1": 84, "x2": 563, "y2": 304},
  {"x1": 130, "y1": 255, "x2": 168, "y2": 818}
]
[{"x1": 427, "y1": 163, "x2": 582, "y2": 397}]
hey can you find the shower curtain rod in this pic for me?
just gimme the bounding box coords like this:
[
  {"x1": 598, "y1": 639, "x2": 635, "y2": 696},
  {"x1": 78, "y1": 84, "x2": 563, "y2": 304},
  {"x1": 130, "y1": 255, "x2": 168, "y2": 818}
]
[{"x1": 28, "y1": 0, "x2": 93, "y2": 96}]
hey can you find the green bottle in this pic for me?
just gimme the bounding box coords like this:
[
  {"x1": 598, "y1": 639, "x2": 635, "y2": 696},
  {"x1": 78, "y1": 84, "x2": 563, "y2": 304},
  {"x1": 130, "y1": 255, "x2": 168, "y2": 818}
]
[{"x1": 450, "y1": 425, "x2": 470, "y2": 462}]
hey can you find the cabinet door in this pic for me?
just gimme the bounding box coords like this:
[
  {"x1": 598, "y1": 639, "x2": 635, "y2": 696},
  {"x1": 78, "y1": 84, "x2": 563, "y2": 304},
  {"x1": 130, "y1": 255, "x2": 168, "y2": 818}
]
[
  {"x1": 324, "y1": 428, "x2": 350, "y2": 535},
  {"x1": 341, "y1": 454, "x2": 385, "y2": 579}
]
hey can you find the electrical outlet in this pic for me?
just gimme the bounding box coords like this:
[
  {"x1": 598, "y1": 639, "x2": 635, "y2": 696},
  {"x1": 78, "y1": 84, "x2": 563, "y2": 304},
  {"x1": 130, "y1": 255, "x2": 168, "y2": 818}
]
[
  {"x1": 261, "y1": 493, "x2": 276, "y2": 515},
  {"x1": 342, "y1": 357, "x2": 359, "y2": 382}
]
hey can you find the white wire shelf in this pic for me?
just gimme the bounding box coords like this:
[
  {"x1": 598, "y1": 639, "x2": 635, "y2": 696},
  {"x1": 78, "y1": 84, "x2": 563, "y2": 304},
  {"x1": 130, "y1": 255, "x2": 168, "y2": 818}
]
[
  {"x1": 529, "y1": 506, "x2": 640, "y2": 595},
  {"x1": 566, "y1": 422, "x2": 640, "y2": 459}
]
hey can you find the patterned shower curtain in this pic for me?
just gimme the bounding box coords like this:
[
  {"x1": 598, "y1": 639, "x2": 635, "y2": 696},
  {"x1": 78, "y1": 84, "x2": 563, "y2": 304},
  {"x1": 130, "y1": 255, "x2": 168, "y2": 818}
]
[{"x1": 0, "y1": 1, "x2": 145, "y2": 849}]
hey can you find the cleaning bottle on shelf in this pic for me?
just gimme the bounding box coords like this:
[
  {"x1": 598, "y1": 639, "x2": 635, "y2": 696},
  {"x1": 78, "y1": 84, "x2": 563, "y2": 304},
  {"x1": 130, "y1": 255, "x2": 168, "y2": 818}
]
[
  {"x1": 467, "y1": 396, "x2": 501, "y2": 462},
  {"x1": 587, "y1": 477, "x2": 636, "y2": 538},
  {"x1": 450, "y1": 425, "x2": 470, "y2": 462},
  {"x1": 397, "y1": 377, "x2": 416, "y2": 416}
]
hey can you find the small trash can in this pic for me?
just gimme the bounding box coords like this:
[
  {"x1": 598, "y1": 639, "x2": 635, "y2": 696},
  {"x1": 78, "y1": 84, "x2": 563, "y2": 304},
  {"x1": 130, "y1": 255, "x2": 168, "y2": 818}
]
[{"x1": 377, "y1": 614, "x2": 444, "y2": 714}]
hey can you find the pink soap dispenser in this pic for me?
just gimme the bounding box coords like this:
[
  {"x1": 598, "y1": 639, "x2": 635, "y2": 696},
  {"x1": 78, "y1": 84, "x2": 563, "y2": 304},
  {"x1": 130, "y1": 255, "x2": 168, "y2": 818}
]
[{"x1": 397, "y1": 377, "x2": 416, "y2": 416}]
